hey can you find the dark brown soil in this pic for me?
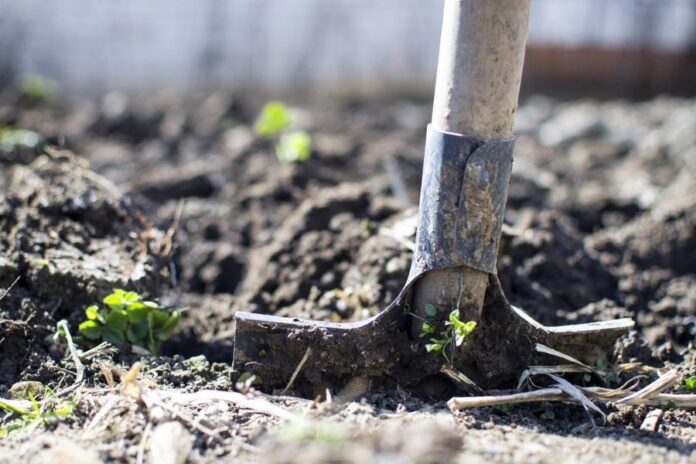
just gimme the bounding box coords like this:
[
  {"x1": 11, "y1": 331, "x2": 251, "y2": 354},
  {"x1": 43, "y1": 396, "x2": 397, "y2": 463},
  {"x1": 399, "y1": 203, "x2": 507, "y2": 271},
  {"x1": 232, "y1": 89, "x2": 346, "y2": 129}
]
[{"x1": 0, "y1": 89, "x2": 695, "y2": 463}]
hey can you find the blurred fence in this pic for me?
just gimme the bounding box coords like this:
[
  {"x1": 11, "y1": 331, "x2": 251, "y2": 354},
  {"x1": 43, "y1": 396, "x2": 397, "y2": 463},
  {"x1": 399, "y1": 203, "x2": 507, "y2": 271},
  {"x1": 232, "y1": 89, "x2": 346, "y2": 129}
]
[{"x1": 1, "y1": 0, "x2": 695, "y2": 98}]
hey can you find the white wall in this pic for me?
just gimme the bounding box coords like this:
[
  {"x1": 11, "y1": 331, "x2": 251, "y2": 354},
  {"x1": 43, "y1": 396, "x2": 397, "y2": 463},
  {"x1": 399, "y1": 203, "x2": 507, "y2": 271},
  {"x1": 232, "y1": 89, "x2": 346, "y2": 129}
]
[{"x1": 1, "y1": 0, "x2": 694, "y2": 95}]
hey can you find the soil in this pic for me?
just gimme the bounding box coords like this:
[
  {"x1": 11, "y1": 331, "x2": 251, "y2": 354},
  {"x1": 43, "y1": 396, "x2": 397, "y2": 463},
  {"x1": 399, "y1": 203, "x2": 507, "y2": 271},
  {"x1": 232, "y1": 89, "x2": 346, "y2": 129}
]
[{"x1": 0, "y1": 88, "x2": 695, "y2": 463}]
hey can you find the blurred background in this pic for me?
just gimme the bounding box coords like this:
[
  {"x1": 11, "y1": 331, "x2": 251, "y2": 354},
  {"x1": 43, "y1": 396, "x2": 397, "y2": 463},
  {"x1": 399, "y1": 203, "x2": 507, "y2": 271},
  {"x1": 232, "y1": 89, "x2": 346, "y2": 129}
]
[{"x1": 1, "y1": 0, "x2": 695, "y2": 100}]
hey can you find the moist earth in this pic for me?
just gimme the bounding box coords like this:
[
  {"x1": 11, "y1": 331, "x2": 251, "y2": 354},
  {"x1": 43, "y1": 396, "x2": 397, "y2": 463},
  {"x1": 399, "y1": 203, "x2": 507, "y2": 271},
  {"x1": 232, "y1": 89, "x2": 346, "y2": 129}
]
[{"x1": 0, "y1": 89, "x2": 695, "y2": 462}]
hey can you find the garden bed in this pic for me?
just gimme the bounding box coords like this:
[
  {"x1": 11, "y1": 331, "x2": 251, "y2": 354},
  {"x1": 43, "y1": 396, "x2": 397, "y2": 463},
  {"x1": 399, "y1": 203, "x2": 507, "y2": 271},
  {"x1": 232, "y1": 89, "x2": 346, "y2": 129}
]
[{"x1": 0, "y1": 90, "x2": 695, "y2": 462}]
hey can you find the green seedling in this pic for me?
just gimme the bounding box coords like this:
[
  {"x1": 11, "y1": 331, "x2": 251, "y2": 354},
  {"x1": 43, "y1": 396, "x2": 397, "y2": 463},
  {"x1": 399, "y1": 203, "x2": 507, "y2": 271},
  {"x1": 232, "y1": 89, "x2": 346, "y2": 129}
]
[
  {"x1": 0, "y1": 126, "x2": 42, "y2": 151},
  {"x1": 254, "y1": 100, "x2": 313, "y2": 163},
  {"x1": 277, "y1": 131, "x2": 312, "y2": 163},
  {"x1": 254, "y1": 101, "x2": 292, "y2": 136},
  {"x1": 19, "y1": 74, "x2": 56, "y2": 102},
  {"x1": 684, "y1": 376, "x2": 696, "y2": 392},
  {"x1": 421, "y1": 309, "x2": 477, "y2": 364},
  {"x1": 78, "y1": 289, "x2": 180, "y2": 354},
  {"x1": 0, "y1": 390, "x2": 73, "y2": 437},
  {"x1": 32, "y1": 258, "x2": 51, "y2": 270}
]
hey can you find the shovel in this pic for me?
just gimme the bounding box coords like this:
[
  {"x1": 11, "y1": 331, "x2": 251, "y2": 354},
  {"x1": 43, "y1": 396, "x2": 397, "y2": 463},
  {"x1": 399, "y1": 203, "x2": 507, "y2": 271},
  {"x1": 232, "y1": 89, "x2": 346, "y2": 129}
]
[{"x1": 232, "y1": 0, "x2": 634, "y2": 395}]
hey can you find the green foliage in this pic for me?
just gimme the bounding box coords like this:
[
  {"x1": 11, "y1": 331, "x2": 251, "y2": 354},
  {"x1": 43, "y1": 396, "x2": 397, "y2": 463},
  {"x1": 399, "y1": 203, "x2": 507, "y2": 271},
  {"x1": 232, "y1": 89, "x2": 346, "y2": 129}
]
[
  {"x1": 19, "y1": 75, "x2": 56, "y2": 102},
  {"x1": 448, "y1": 310, "x2": 477, "y2": 347},
  {"x1": 78, "y1": 289, "x2": 179, "y2": 354},
  {"x1": 276, "y1": 131, "x2": 312, "y2": 163},
  {"x1": 32, "y1": 258, "x2": 51, "y2": 270},
  {"x1": 684, "y1": 376, "x2": 696, "y2": 392},
  {"x1": 254, "y1": 101, "x2": 313, "y2": 163},
  {"x1": 254, "y1": 101, "x2": 292, "y2": 136},
  {"x1": 419, "y1": 321, "x2": 436, "y2": 337},
  {"x1": 0, "y1": 391, "x2": 73, "y2": 437},
  {"x1": 0, "y1": 126, "x2": 42, "y2": 151},
  {"x1": 424, "y1": 304, "x2": 438, "y2": 317},
  {"x1": 421, "y1": 308, "x2": 477, "y2": 364}
]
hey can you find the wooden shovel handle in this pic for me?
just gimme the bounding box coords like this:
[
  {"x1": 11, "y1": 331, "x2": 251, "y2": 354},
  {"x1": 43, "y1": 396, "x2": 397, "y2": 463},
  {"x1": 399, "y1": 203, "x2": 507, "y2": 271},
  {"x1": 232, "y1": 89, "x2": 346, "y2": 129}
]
[{"x1": 432, "y1": 0, "x2": 530, "y2": 138}]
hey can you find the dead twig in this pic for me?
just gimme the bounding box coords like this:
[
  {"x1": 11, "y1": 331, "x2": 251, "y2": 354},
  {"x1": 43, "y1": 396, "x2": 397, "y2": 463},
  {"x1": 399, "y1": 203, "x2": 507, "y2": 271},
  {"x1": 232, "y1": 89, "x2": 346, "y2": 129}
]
[
  {"x1": 55, "y1": 320, "x2": 85, "y2": 396},
  {"x1": 282, "y1": 348, "x2": 312, "y2": 395},
  {"x1": 166, "y1": 390, "x2": 298, "y2": 422},
  {"x1": 547, "y1": 373, "x2": 605, "y2": 423},
  {"x1": 84, "y1": 396, "x2": 118, "y2": 433},
  {"x1": 534, "y1": 343, "x2": 604, "y2": 381},
  {"x1": 136, "y1": 421, "x2": 152, "y2": 464},
  {"x1": 616, "y1": 369, "x2": 680, "y2": 405},
  {"x1": 640, "y1": 408, "x2": 664, "y2": 431},
  {"x1": 0, "y1": 276, "x2": 21, "y2": 302},
  {"x1": 448, "y1": 370, "x2": 696, "y2": 413}
]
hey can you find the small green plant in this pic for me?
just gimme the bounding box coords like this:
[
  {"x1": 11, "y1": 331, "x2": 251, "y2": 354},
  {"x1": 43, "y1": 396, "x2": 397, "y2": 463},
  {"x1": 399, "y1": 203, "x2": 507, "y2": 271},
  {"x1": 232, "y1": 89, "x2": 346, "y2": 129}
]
[
  {"x1": 277, "y1": 131, "x2": 312, "y2": 163},
  {"x1": 254, "y1": 100, "x2": 313, "y2": 163},
  {"x1": 254, "y1": 101, "x2": 292, "y2": 136},
  {"x1": 19, "y1": 74, "x2": 56, "y2": 102},
  {"x1": 420, "y1": 309, "x2": 477, "y2": 364},
  {"x1": 78, "y1": 289, "x2": 180, "y2": 354},
  {"x1": 0, "y1": 391, "x2": 73, "y2": 437},
  {"x1": 0, "y1": 126, "x2": 42, "y2": 151},
  {"x1": 684, "y1": 376, "x2": 696, "y2": 392}
]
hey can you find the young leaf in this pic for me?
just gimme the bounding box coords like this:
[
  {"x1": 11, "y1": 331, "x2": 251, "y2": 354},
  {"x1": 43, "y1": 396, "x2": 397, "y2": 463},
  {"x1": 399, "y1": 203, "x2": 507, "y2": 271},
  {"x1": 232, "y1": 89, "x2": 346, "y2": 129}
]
[
  {"x1": 276, "y1": 131, "x2": 312, "y2": 163},
  {"x1": 102, "y1": 327, "x2": 125, "y2": 345},
  {"x1": 424, "y1": 304, "x2": 438, "y2": 317},
  {"x1": 149, "y1": 309, "x2": 171, "y2": 329},
  {"x1": 126, "y1": 301, "x2": 149, "y2": 321},
  {"x1": 105, "y1": 309, "x2": 128, "y2": 332},
  {"x1": 155, "y1": 311, "x2": 180, "y2": 341},
  {"x1": 425, "y1": 342, "x2": 444, "y2": 354},
  {"x1": 685, "y1": 376, "x2": 696, "y2": 392},
  {"x1": 126, "y1": 321, "x2": 149, "y2": 344},
  {"x1": 85, "y1": 305, "x2": 100, "y2": 321},
  {"x1": 78, "y1": 320, "x2": 103, "y2": 340},
  {"x1": 254, "y1": 101, "x2": 292, "y2": 136},
  {"x1": 103, "y1": 293, "x2": 125, "y2": 311},
  {"x1": 419, "y1": 321, "x2": 436, "y2": 337}
]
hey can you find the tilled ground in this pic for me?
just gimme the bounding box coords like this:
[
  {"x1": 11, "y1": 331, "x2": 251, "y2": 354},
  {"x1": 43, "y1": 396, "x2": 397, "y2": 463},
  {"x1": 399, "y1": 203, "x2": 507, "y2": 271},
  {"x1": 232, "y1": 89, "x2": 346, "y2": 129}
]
[{"x1": 0, "y1": 89, "x2": 695, "y2": 463}]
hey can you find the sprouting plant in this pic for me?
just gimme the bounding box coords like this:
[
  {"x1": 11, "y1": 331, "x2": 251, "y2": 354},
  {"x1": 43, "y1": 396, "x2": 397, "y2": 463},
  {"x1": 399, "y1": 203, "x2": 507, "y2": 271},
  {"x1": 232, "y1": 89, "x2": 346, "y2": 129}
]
[
  {"x1": 684, "y1": 376, "x2": 696, "y2": 392},
  {"x1": 0, "y1": 390, "x2": 74, "y2": 437},
  {"x1": 32, "y1": 258, "x2": 51, "y2": 270},
  {"x1": 19, "y1": 75, "x2": 56, "y2": 102},
  {"x1": 421, "y1": 308, "x2": 476, "y2": 364},
  {"x1": 277, "y1": 131, "x2": 312, "y2": 163},
  {"x1": 0, "y1": 126, "x2": 42, "y2": 151},
  {"x1": 254, "y1": 101, "x2": 292, "y2": 136},
  {"x1": 78, "y1": 289, "x2": 180, "y2": 354},
  {"x1": 254, "y1": 100, "x2": 313, "y2": 163}
]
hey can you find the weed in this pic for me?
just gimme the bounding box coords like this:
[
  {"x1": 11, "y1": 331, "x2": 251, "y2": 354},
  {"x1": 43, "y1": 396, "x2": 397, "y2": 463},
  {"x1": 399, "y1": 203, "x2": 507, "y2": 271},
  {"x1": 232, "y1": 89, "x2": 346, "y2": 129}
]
[
  {"x1": 420, "y1": 308, "x2": 476, "y2": 364},
  {"x1": 254, "y1": 101, "x2": 292, "y2": 136},
  {"x1": 277, "y1": 131, "x2": 312, "y2": 163},
  {"x1": 0, "y1": 389, "x2": 73, "y2": 437},
  {"x1": 254, "y1": 101, "x2": 313, "y2": 163},
  {"x1": 19, "y1": 75, "x2": 56, "y2": 102},
  {"x1": 31, "y1": 258, "x2": 51, "y2": 270},
  {"x1": 78, "y1": 289, "x2": 179, "y2": 354},
  {"x1": 0, "y1": 126, "x2": 42, "y2": 151},
  {"x1": 684, "y1": 376, "x2": 696, "y2": 392}
]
